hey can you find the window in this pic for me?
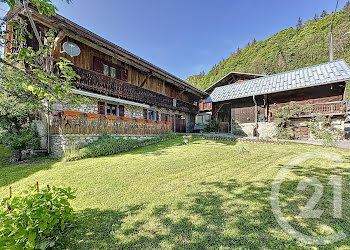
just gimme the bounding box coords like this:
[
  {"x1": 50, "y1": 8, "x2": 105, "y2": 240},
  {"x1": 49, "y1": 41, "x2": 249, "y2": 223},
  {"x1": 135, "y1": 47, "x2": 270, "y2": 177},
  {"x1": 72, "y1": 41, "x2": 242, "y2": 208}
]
[
  {"x1": 195, "y1": 114, "x2": 211, "y2": 125},
  {"x1": 161, "y1": 113, "x2": 170, "y2": 122},
  {"x1": 110, "y1": 67, "x2": 117, "y2": 78},
  {"x1": 147, "y1": 110, "x2": 156, "y2": 120},
  {"x1": 106, "y1": 103, "x2": 117, "y2": 116},
  {"x1": 94, "y1": 57, "x2": 126, "y2": 80},
  {"x1": 103, "y1": 64, "x2": 109, "y2": 76}
]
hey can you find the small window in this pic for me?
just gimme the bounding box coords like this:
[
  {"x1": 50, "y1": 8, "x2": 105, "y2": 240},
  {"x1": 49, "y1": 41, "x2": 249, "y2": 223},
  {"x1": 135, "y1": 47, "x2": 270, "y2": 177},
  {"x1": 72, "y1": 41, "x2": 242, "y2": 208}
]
[
  {"x1": 148, "y1": 110, "x2": 155, "y2": 120},
  {"x1": 106, "y1": 103, "x2": 117, "y2": 116},
  {"x1": 103, "y1": 64, "x2": 109, "y2": 76},
  {"x1": 119, "y1": 105, "x2": 125, "y2": 117}
]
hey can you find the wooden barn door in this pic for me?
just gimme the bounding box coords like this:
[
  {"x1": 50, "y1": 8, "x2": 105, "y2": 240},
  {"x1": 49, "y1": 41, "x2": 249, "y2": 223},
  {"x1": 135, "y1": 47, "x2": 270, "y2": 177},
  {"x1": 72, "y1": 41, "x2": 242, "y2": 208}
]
[
  {"x1": 293, "y1": 126, "x2": 309, "y2": 139},
  {"x1": 175, "y1": 115, "x2": 186, "y2": 133}
]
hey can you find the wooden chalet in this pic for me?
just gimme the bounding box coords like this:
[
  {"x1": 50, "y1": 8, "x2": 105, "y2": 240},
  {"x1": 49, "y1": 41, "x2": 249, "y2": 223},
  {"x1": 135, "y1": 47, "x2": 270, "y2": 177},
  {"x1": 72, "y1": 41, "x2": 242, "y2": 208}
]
[
  {"x1": 5, "y1": 5, "x2": 206, "y2": 143},
  {"x1": 195, "y1": 72, "x2": 263, "y2": 132},
  {"x1": 206, "y1": 60, "x2": 350, "y2": 138}
]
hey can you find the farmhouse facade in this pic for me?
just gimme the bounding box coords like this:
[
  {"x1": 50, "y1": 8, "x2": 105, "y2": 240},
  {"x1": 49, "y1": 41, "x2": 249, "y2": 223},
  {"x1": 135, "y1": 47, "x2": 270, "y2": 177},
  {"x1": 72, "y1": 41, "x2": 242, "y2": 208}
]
[
  {"x1": 5, "y1": 5, "x2": 206, "y2": 156},
  {"x1": 206, "y1": 60, "x2": 350, "y2": 138}
]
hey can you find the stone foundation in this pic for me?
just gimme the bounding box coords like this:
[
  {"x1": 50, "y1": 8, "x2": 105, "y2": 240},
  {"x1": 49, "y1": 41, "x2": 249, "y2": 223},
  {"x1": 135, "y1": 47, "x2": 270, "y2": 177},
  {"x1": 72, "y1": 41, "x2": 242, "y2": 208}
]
[
  {"x1": 50, "y1": 134, "x2": 159, "y2": 158},
  {"x1": 235, "y1": 122, "x2": 277, "y2": 138}
]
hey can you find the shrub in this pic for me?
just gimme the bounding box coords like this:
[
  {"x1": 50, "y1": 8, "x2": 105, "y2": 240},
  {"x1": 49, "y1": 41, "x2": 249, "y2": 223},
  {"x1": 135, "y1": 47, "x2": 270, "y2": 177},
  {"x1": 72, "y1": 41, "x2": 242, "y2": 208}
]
[
  {"x1": 0, "y1": 184, "x2": 75, "y2": 249},
  {"x1": 204, "y1": 120, "x2": 220, "y2": 133},
  {"x1": 307, "y1": 116, "x2": 344, "y2": 145},
  {"x1": 66, "y1": 132, "x2": 177, "y2": 161},
  {"x1": 0, "y1": 123, "x2": 41, "y2": 158}
]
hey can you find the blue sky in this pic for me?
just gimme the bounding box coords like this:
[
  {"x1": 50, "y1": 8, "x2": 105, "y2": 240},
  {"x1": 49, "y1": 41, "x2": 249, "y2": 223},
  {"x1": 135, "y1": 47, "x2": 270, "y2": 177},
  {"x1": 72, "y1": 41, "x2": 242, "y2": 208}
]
[{"x1": 0, "y1": 0, "x2": 344, "y2": 79}]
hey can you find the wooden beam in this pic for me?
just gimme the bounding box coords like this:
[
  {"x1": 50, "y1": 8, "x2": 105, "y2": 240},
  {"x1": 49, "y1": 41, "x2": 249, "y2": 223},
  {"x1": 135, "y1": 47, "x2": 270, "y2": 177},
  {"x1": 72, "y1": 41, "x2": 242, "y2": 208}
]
[
  {"x1": 175, "y1": 88, "x2": 186, "y2": 100},
  {"x1": 140, "y1": 72, "x2": 153, "y2": 87}
]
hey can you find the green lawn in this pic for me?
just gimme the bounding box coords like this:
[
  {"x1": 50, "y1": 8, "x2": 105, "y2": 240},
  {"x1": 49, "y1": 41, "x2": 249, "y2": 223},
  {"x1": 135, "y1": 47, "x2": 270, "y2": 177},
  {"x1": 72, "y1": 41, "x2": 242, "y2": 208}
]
[{"x1": 1, "y1": 138, "x2": 350, "y2": 249}]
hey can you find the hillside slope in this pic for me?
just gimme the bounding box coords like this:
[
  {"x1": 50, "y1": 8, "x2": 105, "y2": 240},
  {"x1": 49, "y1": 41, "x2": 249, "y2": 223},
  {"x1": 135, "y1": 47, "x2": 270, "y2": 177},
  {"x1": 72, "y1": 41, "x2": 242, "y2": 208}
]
[{"x1": 186, "y1": 9, "x2": 350, "y2": 90}]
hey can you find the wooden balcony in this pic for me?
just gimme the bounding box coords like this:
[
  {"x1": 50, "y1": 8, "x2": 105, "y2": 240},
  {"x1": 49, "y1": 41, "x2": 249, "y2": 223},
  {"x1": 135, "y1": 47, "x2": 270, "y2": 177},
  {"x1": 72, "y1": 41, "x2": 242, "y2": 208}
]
[
  {"x1": 306, "y1": 101, "x2": 346, "y2": 116},
  {"x1": 271, "y1": 101, "x2": 346, "y2": 120},
  {"x1": 72, "y1": 66, "x2": 198, "y2": 114},
  {"x1": 50, "y1": 112, "x2": 171, "y2": 135}
]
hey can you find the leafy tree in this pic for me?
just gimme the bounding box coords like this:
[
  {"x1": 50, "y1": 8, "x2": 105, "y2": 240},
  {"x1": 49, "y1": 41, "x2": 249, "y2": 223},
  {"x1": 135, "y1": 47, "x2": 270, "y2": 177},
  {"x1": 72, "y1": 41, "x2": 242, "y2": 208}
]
[
  {"x1": 296, "y1": 17, "x2": 303, "y2": 28},
  {"x1": 313, "y1": 14, "x2": 319, "y2": 21},
  {"x1": 321, "y1": 10, "x2": 328, "y2": 18},
  {"x1": 0, "y1": 0, "x2": 82, "y2": 157}
]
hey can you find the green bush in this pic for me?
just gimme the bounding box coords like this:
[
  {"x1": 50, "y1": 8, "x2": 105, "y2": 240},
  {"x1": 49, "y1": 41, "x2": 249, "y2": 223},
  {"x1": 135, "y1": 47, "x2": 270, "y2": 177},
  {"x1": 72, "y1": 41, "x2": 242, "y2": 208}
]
[
  {"x1": 0, "y1": 184, "x2": 75, "y2": 249},
  {"x1": 204, "y1": 120, "x2": 220, "y2": 133},
  {"x1": 0, "y1": 123, "x2": 41, "y2": 156},
  {"x1": 66, "y1": 132, "x2": 177, "y2": 161}
]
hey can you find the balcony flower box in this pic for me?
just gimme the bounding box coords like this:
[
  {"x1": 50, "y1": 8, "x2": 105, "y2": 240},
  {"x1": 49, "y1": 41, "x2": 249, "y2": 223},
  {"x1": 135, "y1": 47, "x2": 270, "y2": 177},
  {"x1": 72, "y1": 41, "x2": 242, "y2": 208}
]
[
  {"x1": 63, "y1": 110, "x2": 80, "y2": 117},
  {"x1": 156, "y1": 121, "x2": 165, "y2": 124},
  {"x1": 105, "y1": 115, "x2": 118, "y2": 120},
  {"x1": 146, "y1": 120, "x2": 154, "y2": 124},
  {"x1": 121, "y1": 117, "x2": 132, "y2": 122},
  {"x1": 135, "y1": 118, "x2": 145, "y2": 123},
  {"x1": 86, "y1": 113, "x2": 100, "y2": 119},
  {"x1": 166, "y1": 121, "x2": 172, "y2": 125}
]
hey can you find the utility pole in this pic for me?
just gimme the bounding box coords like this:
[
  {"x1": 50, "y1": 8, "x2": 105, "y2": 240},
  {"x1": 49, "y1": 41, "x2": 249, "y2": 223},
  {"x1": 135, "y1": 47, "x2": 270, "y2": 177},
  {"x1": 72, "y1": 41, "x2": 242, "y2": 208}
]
[{"x1": 329, "y1": 26, "x2": 334, "y2": 61}]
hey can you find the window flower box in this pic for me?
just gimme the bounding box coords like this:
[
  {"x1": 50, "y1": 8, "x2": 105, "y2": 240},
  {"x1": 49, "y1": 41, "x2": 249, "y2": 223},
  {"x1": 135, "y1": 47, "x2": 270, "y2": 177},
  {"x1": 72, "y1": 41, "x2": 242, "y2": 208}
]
[
  {"x1": 86, "y1": 113, "x2": 100, "y2": 119},
  {"x1": 166, "y1": 121, "x2": 172, "y2": 125},
  {"x1": 121, "y1": 117, "x2": 132, "y2": 121},
  {"x1": 135, "y1": 118, "x2": 145, "y2": 123},
  {"x1": 63, "y1": 110, "x2": 80, "y2": 117},
  {"x1": 146, "y1": 120, "x2": 154, "y2": 124},
  {"x1": 105, "y1": 115, "x2": 118, "y2": 120},
  {"x1": 156, "y1": 121, "x2": 165, "y2": 124}
]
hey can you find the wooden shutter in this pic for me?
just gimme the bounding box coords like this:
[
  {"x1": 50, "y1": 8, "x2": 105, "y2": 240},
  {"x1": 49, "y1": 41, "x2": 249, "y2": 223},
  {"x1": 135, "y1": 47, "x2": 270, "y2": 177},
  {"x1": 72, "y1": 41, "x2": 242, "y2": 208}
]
[
  {"x1": 156, "y1": 111, "x2": 159, "y2": 121},
  {"x1": 121, "y1": 68, "x2": 128, "y2": 82},
  {"x1": 98, "y1": 101, "x2": 105, "y2": 115},
  {"x1": 93, "y1": 57, "x2": 104, "y2": 74},
  {"x1": 143, "y1": 109, "x2": 148, "y2": 119},
  {"x1": 119, "y1": 105, "x2": 125, "y2": 117}
]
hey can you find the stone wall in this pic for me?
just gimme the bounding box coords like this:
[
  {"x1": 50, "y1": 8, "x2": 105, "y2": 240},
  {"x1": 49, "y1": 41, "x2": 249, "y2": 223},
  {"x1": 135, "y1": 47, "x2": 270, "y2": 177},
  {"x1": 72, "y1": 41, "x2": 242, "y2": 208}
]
[
  {"x1": 50, "y1": 134, "x2": 158, "y2": 158},
  {"x1": 51, "y1": 97, "x2": 193, "y2": 132},
  {"x1": 236, "y1": 122, "x2": 277, "y2": 138}
]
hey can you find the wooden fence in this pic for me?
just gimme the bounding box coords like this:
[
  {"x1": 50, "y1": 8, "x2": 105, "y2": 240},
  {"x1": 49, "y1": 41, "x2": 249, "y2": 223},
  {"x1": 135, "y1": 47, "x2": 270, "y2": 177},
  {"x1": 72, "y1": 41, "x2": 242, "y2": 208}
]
[{"x1": 50, "y1": 112, "x2": 171, "y2": 135}]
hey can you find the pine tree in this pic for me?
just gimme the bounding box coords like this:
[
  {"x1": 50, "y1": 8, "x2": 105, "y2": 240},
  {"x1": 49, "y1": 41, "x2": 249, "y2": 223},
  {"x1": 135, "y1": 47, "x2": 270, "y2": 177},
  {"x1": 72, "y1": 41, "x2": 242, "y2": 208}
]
[
  {"x1": 344, "y1": 1, "x2": 350, "y2": 13},
  {"x1": 313, "y1": 14, "x2": 319, "y2": 21},
  {"x1": 296, "y1": 17, "x2": 303, "y2": 28},
  {"x1": 320, "y1": 10, "x2": 328, "y2": 18},
  {"x1": 252, "y1": 38, "x2": 257, "y2": 45}
]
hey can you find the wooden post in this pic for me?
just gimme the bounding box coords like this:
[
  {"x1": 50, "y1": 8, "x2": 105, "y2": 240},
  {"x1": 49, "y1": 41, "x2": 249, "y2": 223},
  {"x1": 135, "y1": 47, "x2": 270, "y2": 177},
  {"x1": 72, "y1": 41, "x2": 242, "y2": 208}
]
[{"x1": 9, "y1": 186, "x2": 12, "y2": 198}]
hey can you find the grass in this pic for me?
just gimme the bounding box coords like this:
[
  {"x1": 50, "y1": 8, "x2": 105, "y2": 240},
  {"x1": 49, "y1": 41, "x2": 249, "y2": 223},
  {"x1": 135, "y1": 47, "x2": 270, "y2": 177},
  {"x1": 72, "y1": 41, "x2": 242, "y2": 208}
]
[{"x1": 1, "y1": 138, "x2": 350, "y2": 248}]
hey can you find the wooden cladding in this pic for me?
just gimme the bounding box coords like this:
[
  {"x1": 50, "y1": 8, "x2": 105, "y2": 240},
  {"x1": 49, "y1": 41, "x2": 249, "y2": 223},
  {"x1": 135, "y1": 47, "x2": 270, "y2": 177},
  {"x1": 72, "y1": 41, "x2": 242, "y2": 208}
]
[
  {"x1": 72, "y1": 65, "x2": 198, "y2": 113},
  {"x1": 50, "y1": 113, "x2": 171, "y2": 135}
]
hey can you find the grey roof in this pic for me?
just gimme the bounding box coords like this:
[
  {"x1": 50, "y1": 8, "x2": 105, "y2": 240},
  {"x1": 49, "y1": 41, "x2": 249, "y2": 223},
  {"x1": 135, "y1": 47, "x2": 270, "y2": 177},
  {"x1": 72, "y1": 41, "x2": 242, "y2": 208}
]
[{"x1": 208, "y1": 59, "x2": 350, "y2": 103}]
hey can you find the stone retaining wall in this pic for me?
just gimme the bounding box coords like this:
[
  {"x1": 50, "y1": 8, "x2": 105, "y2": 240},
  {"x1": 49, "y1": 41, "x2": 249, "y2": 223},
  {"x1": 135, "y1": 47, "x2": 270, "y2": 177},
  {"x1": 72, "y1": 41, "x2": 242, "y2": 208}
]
[{"x1": 50, "y1": 134, "x2": 158, "y2": 158}]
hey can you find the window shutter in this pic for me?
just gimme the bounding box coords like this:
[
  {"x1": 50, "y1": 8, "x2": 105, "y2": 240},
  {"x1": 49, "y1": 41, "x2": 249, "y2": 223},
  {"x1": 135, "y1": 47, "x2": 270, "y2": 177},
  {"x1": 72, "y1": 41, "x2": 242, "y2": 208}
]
[
  {"x1": 119, "y1": 105, "x2": 125, "y2": 117},
  {"x1": 143, "y1": 109, "x2": 148, "y2": 119},
  {"x1": 156, "y1": 111, "x2": 159, "y2": 121},
  {"x1": 121, "y1": 68, "x2": 128, "y2": 82},
  {"x1": 98, "y1": 101, "x2": 105, "y2": 115},
  {"x1": 93, "y1": 57, "x2": 104, "y2": 74}
]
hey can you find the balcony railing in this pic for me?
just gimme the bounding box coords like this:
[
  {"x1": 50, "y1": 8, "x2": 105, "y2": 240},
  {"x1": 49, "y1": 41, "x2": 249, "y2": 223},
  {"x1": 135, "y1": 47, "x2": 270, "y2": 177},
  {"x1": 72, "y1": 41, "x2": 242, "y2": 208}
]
[
  {"x1": 50, "y1": 111, "x2": 171, "y2": 135},
  {"x1": 271, "y1": 101, "x2": 346, "y2": 119},
  {"x1": 307, "y1": 101, "x2": 346, "y2": 115},
  {"x1": 72, "y1": 66, "x2": 198, "y2": 114}
]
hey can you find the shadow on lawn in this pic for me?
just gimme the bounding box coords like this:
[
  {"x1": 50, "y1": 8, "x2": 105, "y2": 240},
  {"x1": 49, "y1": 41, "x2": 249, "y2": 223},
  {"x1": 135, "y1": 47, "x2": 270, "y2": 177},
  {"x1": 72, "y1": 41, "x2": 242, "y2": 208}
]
[
  {"x1": 127, "y1": 137, "x2": 238, "y2": 157},
  {"x1": 0, "y1": 158, "x2": 56, "y2": 189},
  {"x1": 59, "y1": 179, "x2": 348, "y2": 249}
]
